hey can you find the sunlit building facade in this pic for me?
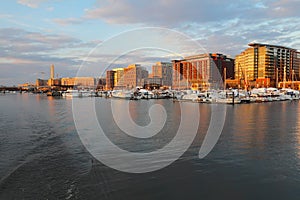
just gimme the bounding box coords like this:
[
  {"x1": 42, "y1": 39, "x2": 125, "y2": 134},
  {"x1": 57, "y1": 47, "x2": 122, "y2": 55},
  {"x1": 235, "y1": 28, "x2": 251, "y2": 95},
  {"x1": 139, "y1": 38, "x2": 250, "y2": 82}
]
[
  {"x1": 36, "y1": 79, "x2": 48, "y2": 87},
  {"x1": 172, "y1": 53, "x2": 233, "y2": 90},
  {"x1": 61, "y1": 77, "x2": 95, "y2": 87},
  {"x1": 48, "y1": 78, "x2": 61, "y2": 87},
  {"x1": 113, "y1": 68, "x2": 125, "y2": 89},
  {"x1": 235, "y1": 43, "x2": 300, "y2": 88},
  {"x1": 50, "y1": 64, "x2": 55, "y2": 79},
  {"x1": 151, "y1": 62, "x2": 172, "y2": 87},
  {"x1": 123, "y1": 64, "x2": 148, "y2": 89},
  {"x1": 48, "y1": 64, "x2": 57, "y2": 87}
]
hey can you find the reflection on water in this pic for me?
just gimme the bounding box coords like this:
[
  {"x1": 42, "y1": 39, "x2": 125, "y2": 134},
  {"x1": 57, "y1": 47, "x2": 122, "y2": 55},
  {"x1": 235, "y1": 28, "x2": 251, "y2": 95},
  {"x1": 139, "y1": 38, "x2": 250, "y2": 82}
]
[
  {"x1": 0, "y1": 94, "x2": 300, "y2": 199},
  {"x1": 296, "y1": 103, "x2": 300, "y2": 160}
]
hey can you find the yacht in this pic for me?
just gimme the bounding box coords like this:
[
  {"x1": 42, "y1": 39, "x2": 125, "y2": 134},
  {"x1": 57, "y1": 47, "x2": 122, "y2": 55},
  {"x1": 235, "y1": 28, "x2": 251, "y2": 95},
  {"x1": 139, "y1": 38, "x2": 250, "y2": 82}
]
[
  {"x1": 111, "y1": 90, "x2": 132, "y2": 99},
  {"x1": 62, "y1": 89, "x2": 81, "y2": 98},
  {"x1": 181, "y1": 90, "x2": 200, "y2": 101}
]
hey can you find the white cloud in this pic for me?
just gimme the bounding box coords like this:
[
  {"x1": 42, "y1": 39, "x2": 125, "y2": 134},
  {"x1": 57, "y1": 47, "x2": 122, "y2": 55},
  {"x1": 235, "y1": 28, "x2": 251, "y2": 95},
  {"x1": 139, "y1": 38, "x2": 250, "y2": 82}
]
[
  {"x1": 53, "y1": 18, "x2": 83, "y2": 26},
  {"x1": 82, "y1": 0, "x2": 300, "y2": 29},
  {"x1": 17, "y1": 0, "x2": 48, "y2": 8},
  {"x1": 83, "y1": 0, "x2": 300, "y2": 55},
  {"x1": 0, "y1": 27, "x2": 101, "y2": 84}
]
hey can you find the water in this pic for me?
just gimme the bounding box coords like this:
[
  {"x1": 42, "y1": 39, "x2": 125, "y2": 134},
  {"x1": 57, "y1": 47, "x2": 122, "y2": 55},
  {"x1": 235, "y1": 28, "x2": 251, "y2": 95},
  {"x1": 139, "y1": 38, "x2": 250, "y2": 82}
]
[{"x1": 0, "y1": 93, "x2": 300, "y2": 199}]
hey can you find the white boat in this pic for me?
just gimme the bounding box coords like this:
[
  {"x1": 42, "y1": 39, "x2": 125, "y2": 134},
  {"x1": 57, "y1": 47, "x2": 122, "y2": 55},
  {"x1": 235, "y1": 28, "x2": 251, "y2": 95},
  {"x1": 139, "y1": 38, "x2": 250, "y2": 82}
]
[
  {"x1": 281, "y1": 88, "x2": 299, "y2": 100},
  {"x1": 215, "y1": 97, "x2": 241, "y2": 104},
  {"x1": 62, "y1": 89, "x2": 81, "y2": 98},
  {"x1": 278, "y1": 89, "x2": 294, "y2": 101},
  {"x1": 174, "y1": 91, "x2": 184, "y2": 100},
  {"x1": 111, "y1": 90, "x2": 132, "y2": 99},
  {"x1": 182, "y1": 94, "x2": 199, "y2": 101},
  {"x1": 215, "y1": 90, "x2": 241, "y2": 104},
  {"x1": 181, "y1": 90, "x2": 200, "y2": 101},
  {"x1": 80, "y1": 89, "x2": 96, "y2": 97},
  {"x1": 138, "y1": 89, "x2": 154, "y2": 99}
]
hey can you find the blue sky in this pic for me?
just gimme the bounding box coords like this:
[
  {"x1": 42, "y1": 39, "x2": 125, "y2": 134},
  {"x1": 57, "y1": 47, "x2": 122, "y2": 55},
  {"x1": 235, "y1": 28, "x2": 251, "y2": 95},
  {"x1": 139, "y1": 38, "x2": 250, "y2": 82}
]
[{"x1": 0, "y1": 0, "x2": 300, "y2": 85}]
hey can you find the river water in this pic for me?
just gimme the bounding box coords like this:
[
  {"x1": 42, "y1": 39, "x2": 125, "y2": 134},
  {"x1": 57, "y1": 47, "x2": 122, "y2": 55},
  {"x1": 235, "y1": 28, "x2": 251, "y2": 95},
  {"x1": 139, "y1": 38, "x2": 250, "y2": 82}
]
[{"x1": 0, "y1": 93, "x2": 300, "y2": 199}]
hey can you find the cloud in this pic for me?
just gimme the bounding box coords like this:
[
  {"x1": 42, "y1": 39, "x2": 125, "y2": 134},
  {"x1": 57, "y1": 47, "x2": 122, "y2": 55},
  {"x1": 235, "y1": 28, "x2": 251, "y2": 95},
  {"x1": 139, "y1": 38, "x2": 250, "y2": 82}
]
[
  {"x1": 78, "y1": 0, "x2": 300, "y2": 55},
  {"x1": 190, "y1": 16, "x2": 300, "y2": 56},
  {"x1": 53, "y1": 18, "x2": 84, "y2": 26},
  {"x1": 0, "y1": 28, "x2": 88, "y2": 53},
  {"x1": 270, "y1": 0, "x2": 300, "y2": 17},
  {"x1": 17, "y1": 0, "x2": 48, "y2": 8},
  {"x1": 0, "y1": 27, "x2": 101, "y2": 85},
  {"x1": 83, "y1": 0, "x2": 300, "y2": 26}
]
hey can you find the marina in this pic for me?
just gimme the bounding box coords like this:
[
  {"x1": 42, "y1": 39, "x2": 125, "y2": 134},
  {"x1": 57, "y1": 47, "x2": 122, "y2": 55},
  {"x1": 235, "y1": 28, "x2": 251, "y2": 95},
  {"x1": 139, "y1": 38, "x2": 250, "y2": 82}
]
[
  {"x1": 2, "y1": 86, "x2": 300, "y2": 105},
  {"x1": 1, "y1": 1, "x2": 300, "y2": 199}
]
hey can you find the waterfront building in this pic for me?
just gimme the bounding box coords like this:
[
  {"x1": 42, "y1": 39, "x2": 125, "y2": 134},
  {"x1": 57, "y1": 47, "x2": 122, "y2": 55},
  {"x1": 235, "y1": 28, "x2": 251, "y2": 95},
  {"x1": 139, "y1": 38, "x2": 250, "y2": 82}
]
[
  {"x1": 48, "y1": 78, "x2": 61, "y2": 87},
  {"x1": 113, "y1": 68, "x2": 125, "y2": 89},
  {"x1": 235, "y1": 43, "x2": 300, "y2": 88},
  {"x1": 144, "y1": 77, "x2": 163, "y2": 90},
  {"x1": 18, "y1": 83, "x2": 35, "y2": 91},
  {"x1": 106, "y1": 70, "x2": 115, "y2": 90},
  {"x1": 36, "y1": 79, "x2": 48, "y2": 87},
  {"x1": 123, "y1": 64, "x2": 148, "y2": 89},
  {"x1": 48, "y1": 76, "x2": 61, "y2": 87},
  {"x1": 172, "y1": 53, "x2": 234, "y2": 90},
  {"x1": 97, "y1": 77, "x2": 106, "y2": 90},
  {"x1": 61, "y1": 77, "x2": 95, "y2": 88},
  {"x1": 151, "y1": 62, "x2": 173, "y2": 87},
  {"x1": 210, "y1": 53, "x2": 235, "y2": 80}
]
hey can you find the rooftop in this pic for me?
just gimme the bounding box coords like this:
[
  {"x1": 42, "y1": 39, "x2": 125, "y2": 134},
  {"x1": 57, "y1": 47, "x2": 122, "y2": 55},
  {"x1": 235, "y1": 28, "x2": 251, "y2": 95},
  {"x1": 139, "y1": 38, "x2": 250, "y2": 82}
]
[{"x1": 248, "y1": 43, "x2": 296, "y2": 50}]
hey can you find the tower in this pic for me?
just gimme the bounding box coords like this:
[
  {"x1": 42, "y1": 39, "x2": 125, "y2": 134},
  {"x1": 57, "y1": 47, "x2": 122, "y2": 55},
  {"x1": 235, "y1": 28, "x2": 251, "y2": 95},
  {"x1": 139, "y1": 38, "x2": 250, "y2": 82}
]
[{"x1": 50, "y1": 64, "x2": 54, "y2": 79}]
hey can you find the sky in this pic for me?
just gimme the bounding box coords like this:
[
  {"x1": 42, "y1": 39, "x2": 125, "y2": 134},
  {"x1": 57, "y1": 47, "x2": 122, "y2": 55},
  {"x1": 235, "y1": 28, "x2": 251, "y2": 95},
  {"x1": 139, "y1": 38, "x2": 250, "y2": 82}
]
[{"x1": 0, "y1": 0, "x2": 300, "y2": 86}]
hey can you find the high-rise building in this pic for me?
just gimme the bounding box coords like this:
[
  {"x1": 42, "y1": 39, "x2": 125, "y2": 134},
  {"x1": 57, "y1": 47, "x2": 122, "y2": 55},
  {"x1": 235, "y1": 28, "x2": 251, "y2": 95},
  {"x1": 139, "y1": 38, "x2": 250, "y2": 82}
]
[
  {"x1": 123, "y1": 64, "x2": 148, "y2": 89},
  {"x1": 172, "y1": 53, "x2": 233, "y2": 90},
  {"x1": 106, "y1": 70, "x2": 115, "y2": 90},
  {"x1": 113, "y1": 68, "x2": 125, "y2": 89},
  {"x1": 210, "y1": 53, "x2": 235, "y2": 80},
  {"x1": 97, "y1": 77, "x2": 106, "y2": 90},
  {"x1": 235, "y1": 43, "x2": 300, "y2": 87},
  {"x1": 151, "y1": 62, "x2": 172, "y2": 87}
]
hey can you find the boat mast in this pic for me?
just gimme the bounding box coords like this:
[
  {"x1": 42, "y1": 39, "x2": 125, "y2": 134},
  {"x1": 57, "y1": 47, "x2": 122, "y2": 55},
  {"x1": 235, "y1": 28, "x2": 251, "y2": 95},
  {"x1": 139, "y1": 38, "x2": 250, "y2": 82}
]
[
  {"x1": 186, "y1": 62, "x2": 189, "y2": 90},
  {"x1": 244, "y1": 67, "x2": 248, "y2": 91},
  {"x1": 274, "y1": 60, "x2": 278, "y2": 88},
  {"x1": 283, "y1": 60, "x2": 286, "y2": 89},
  {"x1": 238, "y1": 63, "x2": 241, "y2": 90},
  {"x1": 292, "y1": 69, "x2": 294, "y2": 89},
  {"x1": 223, "y1": 67, "x2": 226, "y2": 90}
]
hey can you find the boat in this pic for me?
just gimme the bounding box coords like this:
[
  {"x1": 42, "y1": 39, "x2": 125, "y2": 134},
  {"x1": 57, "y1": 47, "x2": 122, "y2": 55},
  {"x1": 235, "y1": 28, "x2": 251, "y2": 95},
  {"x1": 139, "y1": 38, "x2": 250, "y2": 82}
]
[
  {"x1": 181, "y1": 90, "x2": 200, "y2": 101},
  {"x1": 215, "y1": 97, "x2": 241, "y2": 104},
  {"x1": 111, "y1": 90, "x2": 132, "y2": 99},
  {"x1": 215, "y1": 90, "x2": 241, "y2": 104},
  {"x1": 62, "y1": 89, "x2": 81, "y2": 98},
  {"x1": 79, "y1": 89, "x2": 96, "y2": 97},
  {"x1": 47, "y1": 91, "x2": 62, "y2": 96}
]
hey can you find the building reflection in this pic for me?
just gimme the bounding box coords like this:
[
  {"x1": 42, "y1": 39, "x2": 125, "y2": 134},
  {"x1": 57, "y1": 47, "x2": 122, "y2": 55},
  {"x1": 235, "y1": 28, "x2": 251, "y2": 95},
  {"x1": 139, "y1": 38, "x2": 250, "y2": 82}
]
[
  {"x1": 47, "y1": 96, "x2": 56, "y2": 117},
  {"x1": 296, "y1": 102, "x2": 300, "y2": 160},
  {"x1": 232, "y1": 105, "x2": 264, "y2": 150}
]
